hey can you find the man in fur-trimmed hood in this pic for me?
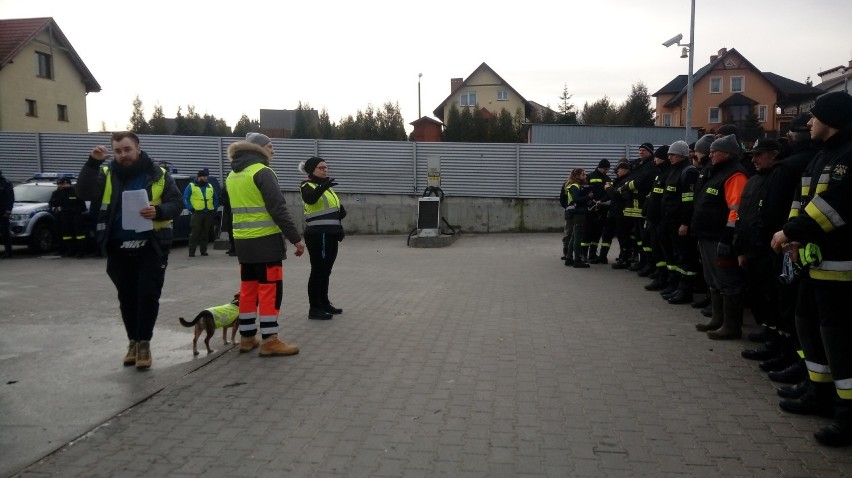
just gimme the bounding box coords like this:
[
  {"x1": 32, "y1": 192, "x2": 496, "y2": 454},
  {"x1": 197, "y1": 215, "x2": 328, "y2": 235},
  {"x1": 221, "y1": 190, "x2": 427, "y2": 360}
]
[{"x1": 224, "y1": 132, "x2": 305, "y2": 357}]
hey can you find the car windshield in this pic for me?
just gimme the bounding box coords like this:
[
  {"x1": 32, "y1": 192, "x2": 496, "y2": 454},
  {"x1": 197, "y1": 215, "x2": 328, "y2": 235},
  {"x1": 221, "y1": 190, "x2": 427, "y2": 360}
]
[{"x1": 14, "y1": 184, "x2": 55, "y2": 202}]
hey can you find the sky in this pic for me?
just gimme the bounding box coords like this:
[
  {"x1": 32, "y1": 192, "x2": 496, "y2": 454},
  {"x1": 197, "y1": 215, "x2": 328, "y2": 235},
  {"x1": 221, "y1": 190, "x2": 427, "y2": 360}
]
[{"x1": 2, "y1": 0, "x2": 851, "y2": 134}]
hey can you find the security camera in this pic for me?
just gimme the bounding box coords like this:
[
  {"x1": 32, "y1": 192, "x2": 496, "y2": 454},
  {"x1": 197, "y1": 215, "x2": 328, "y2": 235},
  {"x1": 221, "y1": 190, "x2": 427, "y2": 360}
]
[{"x1": 662, "y1": 33, "x2": 683, "y2": 48}]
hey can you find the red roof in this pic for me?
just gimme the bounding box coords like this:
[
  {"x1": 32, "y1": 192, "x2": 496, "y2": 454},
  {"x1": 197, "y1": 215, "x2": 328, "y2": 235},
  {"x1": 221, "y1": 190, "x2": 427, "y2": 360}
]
[{"x1": 0, "y1": 17, "x2": 101, "y2": 92}]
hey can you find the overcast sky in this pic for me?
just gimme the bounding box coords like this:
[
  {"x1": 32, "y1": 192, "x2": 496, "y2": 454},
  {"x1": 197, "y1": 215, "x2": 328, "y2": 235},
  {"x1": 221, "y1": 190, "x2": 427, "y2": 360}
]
[{"x1": 2, "y1": 0, "x2": 851, "y2": 133}]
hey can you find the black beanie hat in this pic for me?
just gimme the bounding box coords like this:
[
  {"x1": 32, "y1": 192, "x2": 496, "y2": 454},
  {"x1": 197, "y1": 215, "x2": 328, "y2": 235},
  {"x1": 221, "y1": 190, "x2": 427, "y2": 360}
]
[
  {"x1": 810, "y1": 91, "x2": 852, "y2": 130},
  {"x1": 615, "y1": 163, "x2": 630, "y2": 172},
  {"x1": 639, "y1": 143, "x2": 654, "y2": 155},
  {"x1": 197, "y1": 170, "x2": 207, "y2": 178},
  {"x1": 304, "y1": 156, "x2": 324, "y2": 175},
  {"x1": 654, "y1": 145, "x2": 670, "y2": 160},
  {"x1": 597, "y1": 159, "x2": 610, "y2": 169}
]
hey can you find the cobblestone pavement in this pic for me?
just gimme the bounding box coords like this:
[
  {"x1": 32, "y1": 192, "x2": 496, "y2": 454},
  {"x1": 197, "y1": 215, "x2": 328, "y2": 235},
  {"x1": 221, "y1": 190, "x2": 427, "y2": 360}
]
[{"x1": 3, "y1": 234, "x2": 851, "y2": 477}]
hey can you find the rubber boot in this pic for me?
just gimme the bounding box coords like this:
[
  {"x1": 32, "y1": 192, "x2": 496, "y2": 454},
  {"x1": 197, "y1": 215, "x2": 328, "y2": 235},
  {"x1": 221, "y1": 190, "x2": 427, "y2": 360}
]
[
  {"x1": 707, "y1": 293, "x2": 744, "y2": 340},
  {"x1": 696, "y1": 290, "x2": 723, "y2": 332},
  {"x1": 815, "y1": 398, "x2": 852, "y2": 447}
]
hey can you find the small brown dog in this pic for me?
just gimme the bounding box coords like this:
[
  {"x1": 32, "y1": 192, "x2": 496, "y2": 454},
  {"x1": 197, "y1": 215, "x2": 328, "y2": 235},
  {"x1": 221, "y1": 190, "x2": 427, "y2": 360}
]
[{"x1": 179, "y1": 293, "x2": 240, "y2": 355}]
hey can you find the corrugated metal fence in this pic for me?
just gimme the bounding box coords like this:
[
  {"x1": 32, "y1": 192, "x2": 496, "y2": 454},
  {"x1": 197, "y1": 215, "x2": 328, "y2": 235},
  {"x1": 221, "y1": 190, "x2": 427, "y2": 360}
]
[{"x1": 0, "y1": 132, "x2": 642, "y2": 198}]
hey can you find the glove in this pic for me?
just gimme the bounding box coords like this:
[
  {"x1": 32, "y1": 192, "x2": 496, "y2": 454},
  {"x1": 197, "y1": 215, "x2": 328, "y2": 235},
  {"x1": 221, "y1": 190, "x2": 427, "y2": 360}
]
[
  {"x1": 337, "y1": 230, "x2": 345, "y2": 242},
  {"x1": 716, "y1": 227, "x2": 737, "y2": 267},
  {"x1": 322, "y1": 177, "x2": 339, "y2": 188}
]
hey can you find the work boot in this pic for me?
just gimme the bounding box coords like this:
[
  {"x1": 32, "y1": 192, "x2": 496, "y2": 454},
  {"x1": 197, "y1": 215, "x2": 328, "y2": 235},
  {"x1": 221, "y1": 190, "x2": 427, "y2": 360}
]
[
  {"x1": 309, "y1": 306, "x2": 333, "y2": 320},
  {"x1": 259, "y1": 335, "x2": 300, "y2": 357},
  {"x1": 239, "y1": 335, "x2": 260, "y2": 353},
  {"x1": 759, "y1": 352, "x2": 798, "y2": 372},
  {"x1": 323, "y1": 303, "x2": 343, "y2": 314},
  {"x1": 696, "y1": 290, "x2": 723, "y2": 332},
  {"x1": 700, "y1": 304, "x2": 712, "y2": 317},
  {"x1": 814, "y1": 399, "x2": 852, "y2": 447},
  {"x1": 644, "y1": 274, "x2": 668, "y2": 291},
  {"x1": 573, "y1": 260, "x2": 590, "y2": 268},
  {"x1": 777, "y1": 380, "x2": 809, "y2": 399},
  {"x1": 707, "y1": 293, "x2": 743, "y2": 340},
  {"x1": 768, "y1": 360, "x2": 807, "y2": 384},
  {"x1": 637, "y1": 262, "x2": 655, "y2": 277},
  {"x1": 779, "y1": 381, "x2": 835, "y2": 418},
  {"x1": 691, "y1": 294, "x2": 710, "y2": 309},
  {"x1": 135, "y1": 340, "x2": 152, "y2": 369},
  {"x1": 741, "y1": 346, "x2": 779, "y2": 361},
  {"x1": 123, "y1": 340, "x2": 137, "y2": 366},
  {"x1": 667, "y1": 288, "x2": 694, "y2": 305},
  {"x1": 611, "y1": 258, "x2": 629, "y2": 269}
]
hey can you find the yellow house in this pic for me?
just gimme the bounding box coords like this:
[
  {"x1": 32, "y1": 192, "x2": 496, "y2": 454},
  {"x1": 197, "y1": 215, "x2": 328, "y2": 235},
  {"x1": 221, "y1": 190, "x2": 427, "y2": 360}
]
[
  {"x1": 0, "y1": 17, "x2": 100, "y2": 132},
  {"x1": 433, "y1": 62, "x2": 532, "y2": 125},
  {"x1": 653, "y1": 48, "x2": 822, "y2": 136}
]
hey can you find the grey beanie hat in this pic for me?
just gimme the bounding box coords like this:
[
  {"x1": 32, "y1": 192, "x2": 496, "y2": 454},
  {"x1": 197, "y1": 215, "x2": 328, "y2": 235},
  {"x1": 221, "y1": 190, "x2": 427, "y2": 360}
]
[
  {"x1": 694, "y1": 134, "x2": 715, "y2": 155},
  {"x1": 669, "y1": 140, "x2": 689, "y2": 157},
  {"x1": 710, "y1": 134, "x2": 741, "y2": 157},
  {"x1": 246, "y1": 132, "x2": 271, "y2": 147}
]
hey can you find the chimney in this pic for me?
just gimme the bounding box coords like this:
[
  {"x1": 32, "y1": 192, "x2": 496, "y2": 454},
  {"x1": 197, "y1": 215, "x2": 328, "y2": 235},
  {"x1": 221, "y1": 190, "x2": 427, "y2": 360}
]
[
  {"x1": 711, "y1": 47, "x2": 727, "y2": 63},
  {"x1": 451, "y1": 78, "x2": 463, "y2": 93},
  {"x1": 710, "y1": 54, "x2": 718, "y2": 62},
  {"x1": 718, "y1": 47, "x2": 727, "y2": 56}
]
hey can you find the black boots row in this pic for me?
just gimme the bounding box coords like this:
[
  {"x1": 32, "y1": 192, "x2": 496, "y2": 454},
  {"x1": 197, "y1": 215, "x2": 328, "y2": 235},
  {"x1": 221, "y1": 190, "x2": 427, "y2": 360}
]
[{"x1": 308, "y1": 303, "x2": 343, "y2": 320}]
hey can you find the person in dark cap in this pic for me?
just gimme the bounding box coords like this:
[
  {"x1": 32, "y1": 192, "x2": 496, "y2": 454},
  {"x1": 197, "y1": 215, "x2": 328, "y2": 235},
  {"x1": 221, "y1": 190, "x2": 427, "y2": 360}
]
[
  {"x1": 607, "y1": 162, "x2": 635, "y2": 268},
  {"x1": 771, "y1": 91, "x2": 852, "y2": 447},
  {"x1": 0, "y1": 169, "x2": 14, "y2": 258},
  {"x1": 182, "y1": 169, "x2": 219, "y2": 257},
  {"x1": 299, "y1": 156, "x2": 347, "y2": 319},
  {"x1": 692, "y1": 134, "x2": 749, "y2": 340},
  {"x1": 584, "y1": 158, "x2": 612, "y2": 263},
  {"x1": 49, "y1": 176, "x2": 88, "y2": 257},
  {"x1": 224, "y1": 132, "x2": 305, "y2": 357},
  {"x1": 619, "y1": 143, "x2": 658, "y2": 272},
  {"x1": 638, "y1": 145, "x2": 670, "y2": 283}
]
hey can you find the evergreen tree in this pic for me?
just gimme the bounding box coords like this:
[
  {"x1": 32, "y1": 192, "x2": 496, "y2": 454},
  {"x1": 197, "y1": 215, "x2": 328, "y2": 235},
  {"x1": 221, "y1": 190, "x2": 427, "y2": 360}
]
[
  {"x1": 233, "y1": 114, "x2": 259, "y2": 137},
  {"x1": 184, "y1": 105, "x2": 202, "y2": 136},
  {"x1": 580, "y1": 97, "x2": 619, "y2": 125},
  {"x1": 99, "y1": 121, "x2": 108, "y2": 132},
  {"x1": 173, "y1": 106, "x2": 191, "y2": 135},
  {"x1": 513, "y1": 107, "x2": 527, "y2": 142},
  {"x1": 557, "y1": 84, "x2": 579, "y2": 124},
  {"x1": 741, "y1": 112, "x2": 763, "y2": 142},
  {"x1": 618, "y1": 82, "x2": 655, "y2": 126},
  {"x1": 317, "y1": 108, "x2": 335, "y2": 139},
  {"x1": 377, "y1": 102, "x2": 406, "y2": 141},
  {"x1": 129, "y1": 95, "x2": 151, "y2": 134},
  {"x1": 444, "y1": 103, "x2": 462, "y2": 142},
  {"x1": 490, "y1": 108, "x2": 516, "y2": 142},
  {"x1": 541, "y1": 104, "x2": 556, "y2": 124},
  {"x1": 292, "y1": 102, "x2": 317, "y2": 139},
  {"x1": 458, "y1": 106, "x2": 475, "y2": 142},
  {"x1": 149, "y1": 105, "x2": 169, "y2": 134},
  {"x1": 472, "y1": 106, "x2": 489, "y2": 142}
]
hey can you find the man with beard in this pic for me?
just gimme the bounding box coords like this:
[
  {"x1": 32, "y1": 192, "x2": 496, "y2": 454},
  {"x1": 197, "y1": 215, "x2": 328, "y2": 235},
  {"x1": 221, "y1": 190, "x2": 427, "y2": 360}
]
[
  {"x1": 77, "y1": 132, "x2": 183, "y2": 369},
  {"x1": 183, "y1": 169, "x2": 219, "y2": 257}
]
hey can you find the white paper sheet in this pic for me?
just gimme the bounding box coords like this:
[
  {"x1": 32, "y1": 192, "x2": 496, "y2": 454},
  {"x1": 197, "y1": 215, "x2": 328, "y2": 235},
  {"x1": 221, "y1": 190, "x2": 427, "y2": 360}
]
[{"x1": 121, "y1": 189, "x2": 153, "y2": 232}]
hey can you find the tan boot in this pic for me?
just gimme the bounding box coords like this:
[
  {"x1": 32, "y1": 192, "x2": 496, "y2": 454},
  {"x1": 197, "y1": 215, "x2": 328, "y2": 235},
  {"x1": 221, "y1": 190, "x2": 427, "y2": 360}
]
[
  {"x1": 123, "y1": 340, "x2": 137, "y2": 366},
  {"x1": 259, "y1": 335, "x2": 299, "y2": 357},
  {"x1": 239, "y1": 335, "x2": 260, "y2": 353},
  {"x1": 135, "y1": 340, "x2": 152, "y2": 369},
  {"x1": 695, "y1": 290, "x2": 724, "y2": 332}
]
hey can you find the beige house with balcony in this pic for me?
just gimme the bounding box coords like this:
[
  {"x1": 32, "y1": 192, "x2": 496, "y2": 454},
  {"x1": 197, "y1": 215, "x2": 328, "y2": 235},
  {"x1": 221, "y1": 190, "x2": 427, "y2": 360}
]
[{"x1": 0, "y1": 17, "x2": 100, "y2": 132}]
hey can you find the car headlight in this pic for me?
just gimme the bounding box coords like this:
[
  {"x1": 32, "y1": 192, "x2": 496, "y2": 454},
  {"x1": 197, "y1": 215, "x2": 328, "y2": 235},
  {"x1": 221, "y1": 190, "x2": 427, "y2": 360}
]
[{"x1": 10, "y1": 214, "x2": 28, "y2": 221}]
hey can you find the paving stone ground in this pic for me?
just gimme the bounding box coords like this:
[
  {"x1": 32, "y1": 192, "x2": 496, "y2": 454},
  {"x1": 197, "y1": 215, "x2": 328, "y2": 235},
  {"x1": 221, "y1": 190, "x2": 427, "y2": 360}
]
[{"x1": 2, "y1": 233, "x2": 851, "y2": 477}]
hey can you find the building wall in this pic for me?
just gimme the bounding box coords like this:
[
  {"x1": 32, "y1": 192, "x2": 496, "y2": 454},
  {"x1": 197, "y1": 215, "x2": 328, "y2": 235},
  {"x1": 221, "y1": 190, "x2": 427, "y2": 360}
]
[
  {"x1": 441, "y1": 68, "x2": 525, "y2": 124},
  {"x1": 0, "y1": 31, "x2": 90, "y2": 133}
]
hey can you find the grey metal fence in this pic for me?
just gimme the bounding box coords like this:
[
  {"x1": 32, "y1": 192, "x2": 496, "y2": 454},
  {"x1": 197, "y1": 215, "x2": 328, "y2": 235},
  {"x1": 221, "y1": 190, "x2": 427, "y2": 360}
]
[{"x1": 0, "y1": 132, "x2": 643, "y2": 198}]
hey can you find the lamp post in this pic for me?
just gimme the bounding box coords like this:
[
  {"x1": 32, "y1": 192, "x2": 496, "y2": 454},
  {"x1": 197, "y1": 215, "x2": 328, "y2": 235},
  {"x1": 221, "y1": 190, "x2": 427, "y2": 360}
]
[
  {"x1": 663, "y1": 0, "x2": 695, "y2": 141},
  {"x1": 418, "y1": 73, "x2": 423, "y2": 119}
]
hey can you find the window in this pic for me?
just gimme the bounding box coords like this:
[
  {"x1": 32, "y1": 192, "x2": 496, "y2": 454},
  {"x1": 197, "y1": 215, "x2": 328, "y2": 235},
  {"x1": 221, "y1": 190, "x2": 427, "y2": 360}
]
[
  {"x1": 758, "y1": 105, "x2": 767, "y2": 123},
  {"x1": 709, "y1": 107, "x2": 720, "y2": 123},
  {"x1": 460, "y1": 92, "x2": 477, "y2": 107},
  {"x1": 731, "y1": 76, "x2": 744, "y2": 93},
  {"x1": 662, "y1": 113, "x2": 672, "y2": 127},
  {"x1": 26, "y1": 99, "x2": 37, "y2": 117},
  {"x1": 710, "y1": 77, "x2": 722, "y2": 93},
  {"x1": 36, "y1": 52, "x2": 53, "y2": 79},
  {"x1": 497, "y1": 90, "x2": 508, "y2": 101},
  {"x1": 57, "y1": 104, "x2": 68, "y2": 122}
]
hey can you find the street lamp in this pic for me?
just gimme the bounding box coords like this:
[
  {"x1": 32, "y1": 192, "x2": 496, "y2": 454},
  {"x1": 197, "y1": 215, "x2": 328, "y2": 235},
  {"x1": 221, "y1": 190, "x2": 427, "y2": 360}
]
[
  {"x1": 418, "y1": 73, "x2": 423, "y2": 119},
  {"x1": 662, "y1": 0, "x2": 695, "y2": 141}
]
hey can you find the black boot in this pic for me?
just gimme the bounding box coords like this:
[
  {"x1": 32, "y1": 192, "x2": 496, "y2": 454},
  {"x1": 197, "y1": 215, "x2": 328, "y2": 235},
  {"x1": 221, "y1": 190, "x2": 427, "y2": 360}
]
[
  {"x1": 759, "y1": 351, "x2": 798, "y2": 372},
  {"x1": 667, "y1": 288, "x2": 694, "y2": 305},
  {"x1": 777, "y1": 380, "x2": 809, "y2": 399},
  {"x1": 768, "y1": 360, "x2": 807, "y2": 384},
  {"x1": 323, "y1": 303, "x2": 343, "y2": 314},
  {"x1": 637, "y1": 262, "x2": 655, "y2": 277},
  {"x1": 587, "y1": 245, "x2": 598, "y2": 263},
  {"x1": 814, "y1": 398, "x2": 852, "y2": 447},
  {"x1": 596, "y1": 246, "x2": 610, "y2": 264},
  {"x1": 308, "y1": 306, "x2": 333, "y2": 320},
  {"x1": 644, "y1": 269, "x2": 668, "y2": 291},
  {"x1": 659, "y1": 275, "x2": 679, "y2": 298},
  {"x1": 691, "y1": 294, "x2": 710, "y2": 309},
  {"x1": 779, "y1": 381, "x2": 835, "y2": 418},
  {"x1": 741, "y1": 329, "x2": 782, "y2": 360},
  {"x1": 696, "y1": 290, "x2": 723, "y2": 332}
]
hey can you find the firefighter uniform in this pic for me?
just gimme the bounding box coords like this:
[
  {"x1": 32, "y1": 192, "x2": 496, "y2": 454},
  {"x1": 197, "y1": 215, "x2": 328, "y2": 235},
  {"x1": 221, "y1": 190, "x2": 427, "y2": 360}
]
[
  {"x1": 659, "y1": 146, "x2": 700, "y2": 304},
  {"x1": 49, "y1": 178, "x2": 88, "y2": 256},
  {"x1": 583, "y1": 160, "x2": 612, "y2": 262}
]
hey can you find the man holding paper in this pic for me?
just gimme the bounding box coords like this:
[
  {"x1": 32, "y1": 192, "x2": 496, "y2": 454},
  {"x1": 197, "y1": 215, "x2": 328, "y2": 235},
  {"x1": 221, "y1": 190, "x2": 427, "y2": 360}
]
[{"x1": 77, "y1": 131, "x2": 183, "y2": 370}]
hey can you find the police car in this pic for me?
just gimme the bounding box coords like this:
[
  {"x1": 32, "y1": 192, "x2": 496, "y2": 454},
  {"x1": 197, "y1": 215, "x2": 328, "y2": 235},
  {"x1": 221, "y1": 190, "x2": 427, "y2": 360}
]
[{"x1": 9, "y1": 173, "x2": 82, "y2": 253}]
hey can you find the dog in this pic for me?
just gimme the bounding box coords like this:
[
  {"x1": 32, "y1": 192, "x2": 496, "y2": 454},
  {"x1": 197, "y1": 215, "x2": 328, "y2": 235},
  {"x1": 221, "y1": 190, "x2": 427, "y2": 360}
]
[{"x1": 179, "y1": 293, "x2": 240, "y2": 355}]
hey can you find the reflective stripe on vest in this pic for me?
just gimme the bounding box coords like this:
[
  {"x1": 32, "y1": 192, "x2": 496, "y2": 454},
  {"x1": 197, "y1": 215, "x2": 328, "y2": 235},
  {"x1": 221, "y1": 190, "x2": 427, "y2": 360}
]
[
  {"x1": 303, "y1": 182, "x2": 341, "y2": 227},
  {"x1": 189, "y1": 183, "x2": 215, "y2": 212},
  {"x1": 98, "y1": 166, "x2": 171, "y2": 231},
  {"x1": 227, "y1": 163, "x2": 281, "y2": 239}
]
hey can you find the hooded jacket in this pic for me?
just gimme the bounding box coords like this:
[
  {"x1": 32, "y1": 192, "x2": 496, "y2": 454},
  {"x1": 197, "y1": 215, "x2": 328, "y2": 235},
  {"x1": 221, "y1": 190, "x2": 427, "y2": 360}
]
[{"x1": 224, "y1": 141, "x2": 301, "y2": 264}]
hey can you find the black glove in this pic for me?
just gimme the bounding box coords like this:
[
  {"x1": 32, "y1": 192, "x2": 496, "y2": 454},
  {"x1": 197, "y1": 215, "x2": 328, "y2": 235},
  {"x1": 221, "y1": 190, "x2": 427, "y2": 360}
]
[
  {"x1": 716, "y1": 227, "x2": 736, "y2": 266},
  {"x1": 337, "y1": 230, "x2": 345, "y2": 242},
  {"x1": 323, "y1": 177, "x2": 338, "y2": 188}
]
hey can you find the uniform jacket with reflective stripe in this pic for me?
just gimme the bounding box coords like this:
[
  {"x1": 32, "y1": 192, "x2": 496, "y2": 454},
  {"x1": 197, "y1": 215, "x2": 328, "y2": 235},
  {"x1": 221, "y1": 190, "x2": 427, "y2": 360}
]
[
  {"x1": 661, "y1": 160, "x2": 698, "y2": 227},
  {"x1": 783, "y1": 126, "x2": 852, "y2": 281},
  {"x1": 643, "y1": 162, "x2": 669, "y2": 224},
  {"x1": 586, "y1": 169, "x2": 612, "y2": 207},
  {"x1": 75, "y1": 151, "x2": 183, "y2": 253},
  {"x1": 301, "y1": 179, "x2": 344, "y2": 235},
  {"x1": 691, "y1": 158, "x2": 747, "y2": 240}
]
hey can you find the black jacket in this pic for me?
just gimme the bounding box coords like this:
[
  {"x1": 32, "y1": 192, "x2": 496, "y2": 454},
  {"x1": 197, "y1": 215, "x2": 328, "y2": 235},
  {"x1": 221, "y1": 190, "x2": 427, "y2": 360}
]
[
  {"x1": 691, "y1": 158, "x2": 748, "y2": 240},
  {"x1": 49, "y1": 187, "x2": 87, "y2": 215},
  {"x1": 0, "y1": 175, "x2": 13, "y2": 213},
  {"x1": 734, "y1": 160, "x2": 801, "y2": 255},
  {"x1": 644, "y1": 162, "x2": 669, "y2": 224},
  {"x1": 661, "y1": 160, "x2": 699, "y2": 227}
]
